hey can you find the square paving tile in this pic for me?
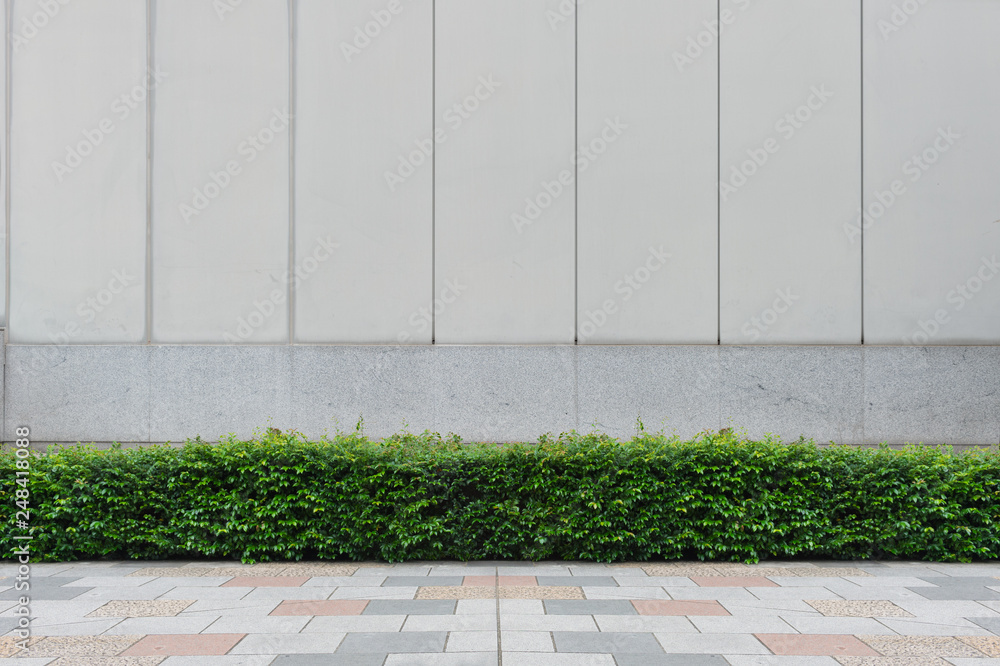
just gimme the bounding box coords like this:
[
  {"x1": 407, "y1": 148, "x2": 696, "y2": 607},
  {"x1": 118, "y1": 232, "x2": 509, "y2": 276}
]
[
  {"x1": 122, "y1": 634, "x2": 246, "y2": 657},
  {"x1": 221, "y1": 577, "x2": 309, "y2": 588},
  {"x1": 544, "y1": 600, "x2": 637, "y2": 615},
  {"x1": 633, "y1": 600, "x2": 730, "y2": 616},
  {"x1": 692, "y1": 577, "x2": 778, "y2": 588},
  {"x1": 336, "y1": 632, "x2": 447, "y2": 654},
  {"x1": 755, "y1": 634, "x2": 880, "y2": 657},
  {"x1": 552, "y1": 631, "x2": 663, "y2": 653},
  {"x1": 270, "y1": 600, "x2": 368, "y2": 616},
  {"x1": 363, "y1": 600, "x2": 457, "y2": 615}
]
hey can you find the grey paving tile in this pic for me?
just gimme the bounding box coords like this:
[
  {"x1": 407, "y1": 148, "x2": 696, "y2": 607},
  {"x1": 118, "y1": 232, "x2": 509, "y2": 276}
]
[
  {"x1": 652, "y1": 633, "x2": 771, "y2": 654},
  {"x1": 614, "y1": 655, "x2": 728, "y2": 665},
  {"x1": 499, "y1": 655, "x2": 614, "y2": 666},
  {"x1": 204, "y1": 616, "x2": 311, "y2": 633},
  {"x1": 230, "y1": 634, "x2": 346, "y2": 654},
  {"x1": 543, "y1": 600, "x2": 636, "y2": 615},
  {"x1": 552, "y1": 631, "x2": 663, "y2": 654},
  {"x1": 688, "y1": 616, "x2": 796, "y2": 634},
  {"x1": 922, "y1": 577, "x2": 1000, "y2": 588},
  {"x1": 0, "y1": 584, "x2": 92, "y2": 601},
  {"x1": 445, "y1": 630, "x2": 497, "y2": 652},
  {"x1": 910, "y1": 585, "x2": 1000, "y2": 601},
  {"x1": 580, "y1": 587, "x2": 668, "y2": 600},
  {"x1": 782, "y1": 616, "x2": 897, "y2": 635},
  {"x1": 971, "y1": 616, "x2": 1000, "y2": 633},
  {"x1": 337, "y1": 632, "x2": 447, "y2": 654},
  {"x1": 302, "y1": 616, "x2": 406, "y2": 633},
  {"x1": 592, "y1": 616, "x2": 698, "y2": 633},
  {"x1": 162, "y1": 658, "x2": 277, "y2": 666},
  {"x1": 384, "y1": 655, "x2": 497, "y2": 666},
  {"x1": 537, "y1": 577, "x2": 617, "y2": 587},
  {"x1": 363, "y1": 600, "x2": 456, "y2": 615},
  {"x1": 501, "y1": 614, "x2": 599, "y2": 631},
  {"x1": 878, "y1": 616, "x2": 994, "y2": 635},
  {"x1": 383, "y1": 576, "x2": 462, "y2": 587},
  {"x1": 331, "y1": 587, "x2": 416, "y2": 600},
  {"x1": 402, "y1": 615, "x2": 494, "y2": 631},
  {"x1": 104, "y1": 615, "x2": 217, "y2": 634},
  {"x1": 272, "y1": 655, "x2": 386, "y2": 666},
  {"x1": 0, "y1": 619, "x2": 18, "y2": 635},
  {"x1": 502, "y1": 631, "x2": 554, "y2": 652}
]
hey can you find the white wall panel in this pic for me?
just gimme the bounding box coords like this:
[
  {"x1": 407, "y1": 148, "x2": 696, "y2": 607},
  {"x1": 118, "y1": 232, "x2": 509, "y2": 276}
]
[
  {"x1": 577, "y1": 0, "x2": 717, "y2": 344},
  {"x1": 152, "y1": 0, "x2": 289, "y2": 343},
  {"x1": 295, "y1": 0, "x2": 432, "y2": 344},
  {"x1": 720, "y1": 0, "x2": 861, "y2": 344},
  {"x1": 434, "y1": 0, "x2": 575, "y2": 344},
  {"x1": 1, "y1": 2, "x2": 6, "y2": 328},
  {"x1": 864, "y1": 0, "x2": 1000, "y2": 344},
  {"x1": 9, "y1": 0, "x2": 147, "y2": 343}
]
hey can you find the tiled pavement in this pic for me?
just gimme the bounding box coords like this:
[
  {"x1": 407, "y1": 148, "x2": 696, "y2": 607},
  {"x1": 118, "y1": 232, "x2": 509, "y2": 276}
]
[{"x1": 2, "y1": 561, "x2": 1000, "y2": 664}]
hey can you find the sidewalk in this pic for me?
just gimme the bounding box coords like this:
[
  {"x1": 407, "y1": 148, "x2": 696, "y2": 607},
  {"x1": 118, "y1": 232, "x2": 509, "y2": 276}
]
[{"x1": 2, "y1": 560, "x2": 1000, "y2": 665}]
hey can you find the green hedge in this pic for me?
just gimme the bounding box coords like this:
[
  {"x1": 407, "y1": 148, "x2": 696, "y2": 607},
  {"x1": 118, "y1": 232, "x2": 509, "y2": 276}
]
[{"x1": 2, "y1": 429, "x2": 999, "y2": 563}]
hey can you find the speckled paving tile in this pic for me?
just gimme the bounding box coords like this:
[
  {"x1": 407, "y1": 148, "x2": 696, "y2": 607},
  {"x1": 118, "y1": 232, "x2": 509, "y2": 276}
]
[
  {"x1": 691, "y1": 576, "x2": 778, "y2": 588},
  {"x1": 87, "y1": 599, "x2": 195, "y2": 617},
  {"x1": 958, "y1": 636, "x2": 1000, "y2": 657},
  {"x1": 858, "y1": 636, "x2": 986, "y2": 657},
  {"x1": 786, "y1": 568, "x2": 872, "y2": 577},
  {"x1": 416, "y1": 586, "x2": 494, "y2": 599},
  {"x1": 270, "y1": 599, "x2": 368, "y2": 615},
  {"x1": 806, "y1": 600, "x2": 913, "y2": 617},
  {"x1": 464, "y1": 575, "x2": 536, "y2": 586},
  {"x1": 835, "y1": 658, "x2": 951, "y2": 665},
  {"x1": 0, "y1": 636, "x2": 44, "y2": 657},
  {"x1": 50, "y1": 657, "x2": 166, "y2": 665},
  {"x1": 128, "y1": 567, "x2": 219, "y2": 577},
  {"x1": 29, "y1": 635, "x2": 145, "y2": 657},
  {"x1": 502, "y1": 586, "x2": 584, "y2": 599}
]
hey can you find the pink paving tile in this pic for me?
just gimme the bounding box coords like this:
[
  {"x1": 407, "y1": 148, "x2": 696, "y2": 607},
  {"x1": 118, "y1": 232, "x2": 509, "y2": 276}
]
[
  {"x1": 220, "y1": 576, "x2": 309, "y2": 587},
  {"x1": 755, "y1": 634, "x2": 880, "y2": 657},
  {"x1": 463, "y1": 576, "x2": 537, "y2": 586},
  {"x1": 632, "y1": 600, "x2": 731, "y2": 616},
  {"x1": 122, "y1": 634, "x2": 246, "y2": 657},
  {"x1": 691, "y1": 576, "x2": 778, "y2": 588},
  {"x1": 270, "y1": 600, "x2": 369, "y2": 616}
]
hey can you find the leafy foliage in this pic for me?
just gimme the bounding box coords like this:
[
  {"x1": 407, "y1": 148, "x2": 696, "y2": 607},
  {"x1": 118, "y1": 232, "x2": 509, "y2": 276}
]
[{"x1": 2, "y1": 428, "x2": 998, "y2": 563}]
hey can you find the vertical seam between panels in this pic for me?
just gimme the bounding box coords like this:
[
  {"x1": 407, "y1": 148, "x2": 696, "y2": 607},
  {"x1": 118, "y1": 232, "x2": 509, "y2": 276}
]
[
  {"x1": 146, "y1": 0, "x2": 154, "y2": 344},
  {"x1": 288, "y1": 0, "x2": 296, "y2": 344},
  {"x1": 860, "y1": 0, "x2": 865, "y2": 345},
  {"x1": 431, "y1": 0, "x2": 436, "y2": 345},
  {"x1": 717, "y1": 0, "x2": 721, "y2": 346},
  {"x1": 574, "y1": 0, "x2": 579, "y2": 345},
  {"x1": 4, "y1": 0, "x2": 11, "y2": 337}
]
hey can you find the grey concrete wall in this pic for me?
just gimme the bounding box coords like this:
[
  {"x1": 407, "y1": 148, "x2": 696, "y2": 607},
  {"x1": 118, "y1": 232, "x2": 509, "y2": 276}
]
[{"x1": 5, "y1": 344, "x2": 998, "y2": 447}]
